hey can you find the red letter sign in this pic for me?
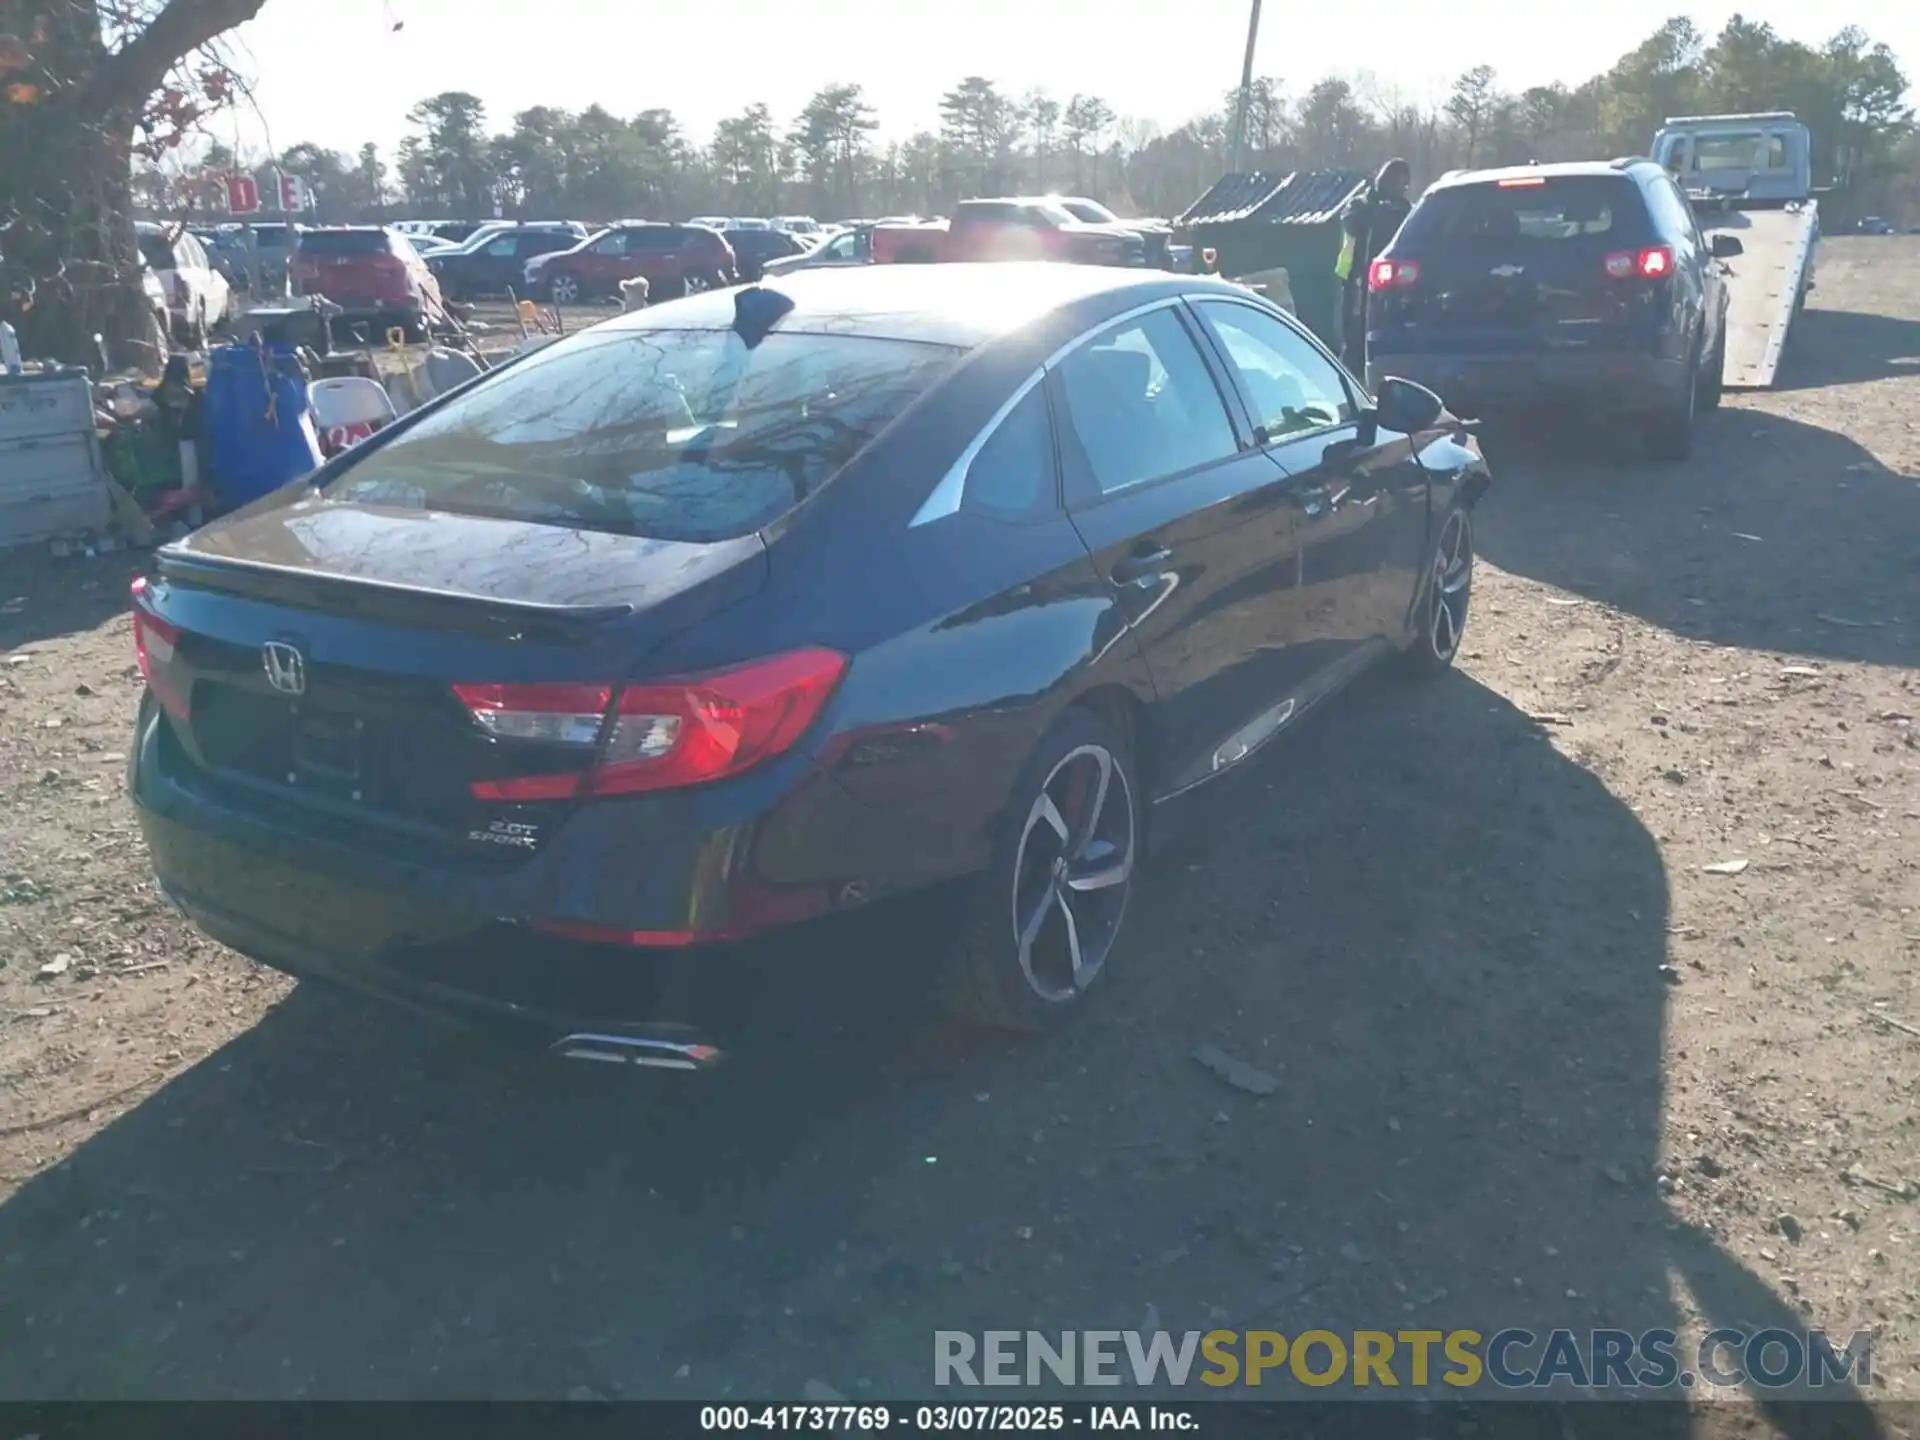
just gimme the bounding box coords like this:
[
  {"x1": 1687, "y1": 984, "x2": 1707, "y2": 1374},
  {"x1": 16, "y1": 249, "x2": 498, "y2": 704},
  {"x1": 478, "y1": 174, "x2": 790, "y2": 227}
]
[{"x1": 225, "y1": 174, "x2": 260, "y2": 214}]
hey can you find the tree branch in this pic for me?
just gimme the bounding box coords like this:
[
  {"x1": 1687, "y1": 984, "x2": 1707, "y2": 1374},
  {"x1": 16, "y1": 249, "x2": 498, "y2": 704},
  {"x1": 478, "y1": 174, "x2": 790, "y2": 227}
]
[{"x1": 90, "y1": 0, "x2": 268, "y2": 113}]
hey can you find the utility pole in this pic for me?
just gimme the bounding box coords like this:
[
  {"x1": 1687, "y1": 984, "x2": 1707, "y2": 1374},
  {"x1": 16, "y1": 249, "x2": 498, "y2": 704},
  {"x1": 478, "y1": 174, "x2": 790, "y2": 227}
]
[{"x1": 1226, "y1": 0, "x2": 1264, "y2": 176}]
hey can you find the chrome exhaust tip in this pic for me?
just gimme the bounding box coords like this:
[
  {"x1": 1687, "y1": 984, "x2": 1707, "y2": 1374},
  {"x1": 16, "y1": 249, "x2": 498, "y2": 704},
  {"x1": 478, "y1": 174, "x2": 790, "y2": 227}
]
[{"x1": 550, "y1": 1032, "x2": 724, "y2": 1071}]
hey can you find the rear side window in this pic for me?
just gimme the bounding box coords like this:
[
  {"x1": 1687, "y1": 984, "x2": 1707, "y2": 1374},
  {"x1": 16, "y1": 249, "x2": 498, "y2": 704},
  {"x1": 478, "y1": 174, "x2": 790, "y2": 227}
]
[
  {"x1": 1399, "y1": 178, "x2": 1647, "y2": 247},
  {"x1": 326, "y1": 329, "x2": 962, "y2": 542},
  {"x1": 624, "y1": 228, "x2": 688, "y2": 252},
  {"x1": 1642, "y1": 177, "x2": 1701, "y2": 247},
  {"x1": 964, "y1": 383, "x2": 1056, "y2": 517},
  {"x1": 138, "y1": 232, "x2": 175, "y2": 270},
  {"x1": 1054, "y1": 307, "x2": 1237, "y2": 496},
  {"x1": 298, "y1": 230, "x2": 392, "y2": 256}
]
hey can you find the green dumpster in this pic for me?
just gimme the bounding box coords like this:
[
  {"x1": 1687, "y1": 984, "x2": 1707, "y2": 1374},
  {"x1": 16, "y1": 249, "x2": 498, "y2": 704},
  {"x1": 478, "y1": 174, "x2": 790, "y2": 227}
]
[{"x1": 1175, "y1": 169, "x2": 1368, "y2": 348}]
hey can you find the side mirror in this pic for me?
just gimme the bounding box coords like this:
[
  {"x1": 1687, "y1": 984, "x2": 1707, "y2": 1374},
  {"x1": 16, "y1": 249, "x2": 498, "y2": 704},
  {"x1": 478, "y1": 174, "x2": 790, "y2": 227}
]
[
  {"x1": 1709, "y1": 233, "x2": 1744, "y2": 259},
  {"x1": 1370, "y1": 376, "x2": 1446, "y2": 435}
]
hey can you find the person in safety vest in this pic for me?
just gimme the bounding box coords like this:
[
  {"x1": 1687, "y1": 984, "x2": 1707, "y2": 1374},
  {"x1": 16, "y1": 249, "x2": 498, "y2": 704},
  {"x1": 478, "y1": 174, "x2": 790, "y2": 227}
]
[{"x1": 1334, "y1": 158, "x2": 1412, "y2": 373}]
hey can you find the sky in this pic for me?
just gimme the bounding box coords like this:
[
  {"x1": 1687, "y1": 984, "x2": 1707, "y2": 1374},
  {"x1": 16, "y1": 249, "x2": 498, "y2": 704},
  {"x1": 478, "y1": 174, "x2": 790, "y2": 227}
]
[{"x1": 214, "y1": 0, "x2": 1918, "y2": 162}]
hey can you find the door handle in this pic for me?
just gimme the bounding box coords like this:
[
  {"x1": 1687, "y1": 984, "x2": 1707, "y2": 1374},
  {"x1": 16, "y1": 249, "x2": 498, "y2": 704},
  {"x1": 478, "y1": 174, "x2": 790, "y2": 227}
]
[{"x1": 1111, "y1": 545, "x2": 1172, "y2": 585}]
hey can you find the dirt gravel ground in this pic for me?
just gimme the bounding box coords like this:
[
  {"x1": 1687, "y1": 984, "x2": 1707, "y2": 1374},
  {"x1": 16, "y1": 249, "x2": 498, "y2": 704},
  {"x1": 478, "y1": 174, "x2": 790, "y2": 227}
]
[{"x1": 0, "y1": 238, "x2": 1916, "y2": 1421}]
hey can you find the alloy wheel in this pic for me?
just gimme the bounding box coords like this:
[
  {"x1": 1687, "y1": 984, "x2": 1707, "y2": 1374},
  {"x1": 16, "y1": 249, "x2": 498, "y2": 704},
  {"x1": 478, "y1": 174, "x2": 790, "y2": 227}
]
[
  {"x1": 1429, "y1": 510, "x2": 1473, "y2": 662},
  {"x1": 1009, "y1": 743, "x2": 1135, "y2": 1003},
  {"x1": 549, "y1": 274, "x2": 579, "y2": 304}
]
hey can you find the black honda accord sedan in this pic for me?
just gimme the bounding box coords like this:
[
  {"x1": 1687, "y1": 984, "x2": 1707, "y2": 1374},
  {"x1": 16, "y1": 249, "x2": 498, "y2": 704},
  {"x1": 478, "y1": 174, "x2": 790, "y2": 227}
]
[{"x1": 130, "y1": 262, "x2": 1489, "y2": 1065}]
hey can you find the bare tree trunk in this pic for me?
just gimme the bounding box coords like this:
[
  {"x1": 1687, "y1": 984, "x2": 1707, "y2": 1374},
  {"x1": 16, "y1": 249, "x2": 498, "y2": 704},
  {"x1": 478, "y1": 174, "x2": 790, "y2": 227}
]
[
  {"x1": 0, "y1": 0, "x2": 270, "y2": 367},
  {"x1": 2, "y1": 98, "x2": 158, "y2": 367}
]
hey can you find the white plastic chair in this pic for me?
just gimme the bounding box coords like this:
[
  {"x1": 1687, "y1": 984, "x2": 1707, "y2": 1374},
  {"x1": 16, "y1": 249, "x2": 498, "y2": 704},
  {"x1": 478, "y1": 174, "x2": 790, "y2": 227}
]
[{"x1": 309, "y1": 375, "x2": 397, "y2": 456}]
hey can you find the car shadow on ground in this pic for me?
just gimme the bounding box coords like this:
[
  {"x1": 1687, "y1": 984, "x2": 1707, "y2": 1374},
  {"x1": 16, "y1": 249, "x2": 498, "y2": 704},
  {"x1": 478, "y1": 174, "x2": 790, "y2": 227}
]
[
  {"x1": 0, "y1": 550, "x2": 143, "y2": 653},
  {"x1": 1473, "y1": 403, "x2": 1914, "y2": 668},
  {"x1": 1770, "y1": 306, "x2": 1920, "y2": 392},
  {"x1": 0, "y1": 668, "x2": 1880, "y2": 1432}
]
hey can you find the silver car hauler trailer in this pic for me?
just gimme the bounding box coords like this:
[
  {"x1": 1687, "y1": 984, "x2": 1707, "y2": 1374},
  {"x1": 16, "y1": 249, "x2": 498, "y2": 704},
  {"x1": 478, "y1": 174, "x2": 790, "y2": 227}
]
[{"x1": 1651, "y1": 112, "x2": 1819, "y2": 389}]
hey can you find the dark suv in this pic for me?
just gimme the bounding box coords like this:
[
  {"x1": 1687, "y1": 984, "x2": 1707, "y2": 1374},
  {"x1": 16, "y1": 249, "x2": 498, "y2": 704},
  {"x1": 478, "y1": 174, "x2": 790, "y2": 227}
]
[
  {"x1": 426, "y1": 224, "x2": 587, "y2": 300},
  {"x1": 1365, "y1": 159, "x2": 1740, "y2": 459}
]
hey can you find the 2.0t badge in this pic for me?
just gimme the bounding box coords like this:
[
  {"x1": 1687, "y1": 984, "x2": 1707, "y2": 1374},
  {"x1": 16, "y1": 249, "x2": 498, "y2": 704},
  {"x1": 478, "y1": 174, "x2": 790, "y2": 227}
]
[{"x1": 261, "y1": 641, "x2": 307, "y2": 696}]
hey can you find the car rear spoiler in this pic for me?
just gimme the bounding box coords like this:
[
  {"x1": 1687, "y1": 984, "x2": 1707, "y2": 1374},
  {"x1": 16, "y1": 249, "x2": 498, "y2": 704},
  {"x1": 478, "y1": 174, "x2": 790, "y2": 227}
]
[{"x1": 155, "y1": 550, "x2": 635, "y2": 638}]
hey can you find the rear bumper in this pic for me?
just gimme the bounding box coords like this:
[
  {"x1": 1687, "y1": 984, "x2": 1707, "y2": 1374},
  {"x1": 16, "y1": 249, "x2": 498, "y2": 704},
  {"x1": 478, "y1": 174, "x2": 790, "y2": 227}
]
[
  {"x1": 1367, "y1": 350, "x2": 1688, "y2": 417},
  {"x1": 129, "y1": 696, "x2": 917, "y2": 1044}
]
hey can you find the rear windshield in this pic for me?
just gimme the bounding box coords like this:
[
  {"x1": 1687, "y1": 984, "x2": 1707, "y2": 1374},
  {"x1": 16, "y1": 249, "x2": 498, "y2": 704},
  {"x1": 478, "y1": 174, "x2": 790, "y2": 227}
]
[
  {"x1": 1690, "y1": 132, "x2": 1788, "y2": 171},
  {"x1": 324, "y1": 328, "x2": 963, "y2": 542},
  {"x1": 298, "y1": 230, "x2": 392, "y2": 255},
  {"x1": 138, "y1": 233, "x2": 175, "y2": 269},
  {"x1": 1399, "y1": 178, "x2": 1646, "y2": 247}
]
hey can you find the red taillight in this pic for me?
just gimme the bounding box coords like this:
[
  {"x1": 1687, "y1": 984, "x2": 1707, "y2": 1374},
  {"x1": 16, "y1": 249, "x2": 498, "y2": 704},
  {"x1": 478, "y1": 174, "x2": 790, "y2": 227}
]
[
  {"x1": 459, "y1": 648, "x2": 848, "y2": 803},
  {"x1": 130, "y1": 576, "x2": 189, "y2": 720},
  {"x1": 1604, "y1": 244, "x2": 1674, "y2": 281},
  {"x1": 1368, "y1": 257, "x2": 1419, "y2": 291}
]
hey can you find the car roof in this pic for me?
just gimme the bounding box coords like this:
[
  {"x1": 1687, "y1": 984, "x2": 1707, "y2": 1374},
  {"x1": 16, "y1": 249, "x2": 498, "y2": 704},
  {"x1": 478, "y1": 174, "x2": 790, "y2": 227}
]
[
  {"x1": 1430, "y1": 161, "x2": 1648, "y2": 191},
  {"x1": 601, "y1": 262, "x2": 1225, "y2": 349}
]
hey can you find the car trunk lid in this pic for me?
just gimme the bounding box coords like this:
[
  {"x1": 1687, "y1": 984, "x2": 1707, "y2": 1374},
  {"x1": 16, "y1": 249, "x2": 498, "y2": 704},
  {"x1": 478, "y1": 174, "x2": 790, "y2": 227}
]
[{"x1": 145, "y1": 495, "x2": 768, "y2": 861}]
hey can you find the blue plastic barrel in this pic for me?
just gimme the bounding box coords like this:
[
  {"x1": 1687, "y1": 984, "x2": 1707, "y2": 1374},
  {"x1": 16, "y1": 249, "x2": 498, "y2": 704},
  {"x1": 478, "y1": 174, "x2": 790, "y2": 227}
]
[{"x1": 202, "y1": 342, "x2": 324, "y2": 509}]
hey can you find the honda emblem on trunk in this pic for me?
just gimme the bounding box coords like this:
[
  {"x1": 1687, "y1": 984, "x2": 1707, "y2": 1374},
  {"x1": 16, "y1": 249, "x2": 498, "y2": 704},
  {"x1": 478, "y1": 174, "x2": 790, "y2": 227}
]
[{"x1": 262, "y1": 641, "x2": 307, "y2": 696}]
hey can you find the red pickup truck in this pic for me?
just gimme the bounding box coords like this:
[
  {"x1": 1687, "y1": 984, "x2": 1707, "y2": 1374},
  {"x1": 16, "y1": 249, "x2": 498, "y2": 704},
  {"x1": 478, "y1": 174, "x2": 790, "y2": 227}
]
[{"x1": 871, "y1": 198, "x2": 1150, "y2": 267}]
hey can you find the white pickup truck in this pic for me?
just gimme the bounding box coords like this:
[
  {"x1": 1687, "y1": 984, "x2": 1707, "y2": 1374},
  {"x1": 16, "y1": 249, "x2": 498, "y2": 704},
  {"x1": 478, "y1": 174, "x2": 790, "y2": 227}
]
[{"x1": 1651, "y1": 112, "x2": 1820, "y2": 389}]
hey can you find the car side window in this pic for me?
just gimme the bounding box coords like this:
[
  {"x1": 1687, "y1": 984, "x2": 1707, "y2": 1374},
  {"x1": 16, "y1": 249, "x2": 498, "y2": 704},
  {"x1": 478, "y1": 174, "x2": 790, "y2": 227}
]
[
  {"x1": 964, "y1": 382, "x2": 1057, "y2": 518},
  {"x1": 1642, "y1": 178, "x2": 1699, "y2": 251},
  {"x1": 1673, "y1": 180, "x2": 1708, "y2": 252},
  {"x1": 1192, "y1": 300, "x2": 1353, "y2": 437},
  {"x1": 1053, "y1": 307, "x2": 1238, "y2": 497},
  {"x1": 822, "y1": 233, "x2": 856, "y2": 260},
  {"x1": 486, "y1": 237, "x2": 517, "y2": 257},
  {"x1": 589, "y1": 232, "x2": 627, "y2": 256}
]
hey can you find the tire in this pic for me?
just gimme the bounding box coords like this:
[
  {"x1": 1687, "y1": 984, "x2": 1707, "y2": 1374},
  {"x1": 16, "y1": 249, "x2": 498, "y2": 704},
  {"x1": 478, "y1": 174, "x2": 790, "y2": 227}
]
[
  {"x1": 1699, "y1": 327, "x2": 1726, "y2": 412},
  {"x1": 1400, "y1": 505, "x2": 1473, "y2": 678},
  {"x1": 547, "y1": 272, "x2": 581, "y2": 304},
  {"x1": 1644, "y1": 347, "x2": 1699, "y2": 461},
  {"x1": 943, "y1": 707, "x2": 1142, "y2": 1034}
]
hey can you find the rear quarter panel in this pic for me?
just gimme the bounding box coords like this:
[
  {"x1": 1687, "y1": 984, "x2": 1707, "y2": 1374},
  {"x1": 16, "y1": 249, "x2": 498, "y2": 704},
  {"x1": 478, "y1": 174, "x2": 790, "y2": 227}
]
[{"x1": 643, "y1": 319, "x2": 1158, "y2": 890}]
